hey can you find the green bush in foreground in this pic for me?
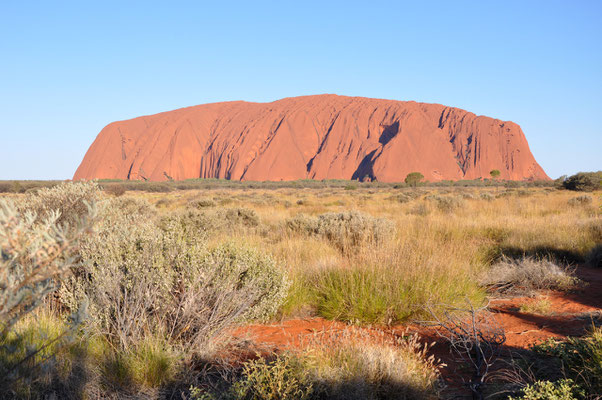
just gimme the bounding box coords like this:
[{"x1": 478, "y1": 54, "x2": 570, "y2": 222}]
[
  {"x1": 0, "y1": 183, "x2": 96, "y2": 393},
  {"x1": 63, "y1": 197, "x2": 289, "y2": 354},
  {"x1": 510, "y1": 379, "x2": 584, "y2": 400},
  {"x1": 531, "y1": 326, "x2": 602, "y2": 397},
  {"x1": 192, "y1": 353, "x2": 313, "y2": 400}
]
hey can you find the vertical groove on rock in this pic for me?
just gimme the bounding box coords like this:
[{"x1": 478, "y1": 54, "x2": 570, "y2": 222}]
[{"x1": 73, "y1": 95, "x2": 549, "y2": 182}]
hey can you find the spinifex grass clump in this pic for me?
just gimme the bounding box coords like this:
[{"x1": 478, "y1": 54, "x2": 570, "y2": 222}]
[
  {"x1": 308, "y1": 264, "x2": 483, "y2": 324},
  {"x1": 282, "y1": 219, "x2": 485, "y2": 324}
]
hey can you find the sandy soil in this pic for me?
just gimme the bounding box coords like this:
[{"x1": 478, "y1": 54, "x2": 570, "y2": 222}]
[{"x1": 229, "y1": 266, "x2": 602, "y2": 395}]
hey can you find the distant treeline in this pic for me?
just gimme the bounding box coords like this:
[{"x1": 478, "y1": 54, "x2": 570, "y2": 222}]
[{"x1": 0, "y1": 176, "x2": 567, "y2": 193}]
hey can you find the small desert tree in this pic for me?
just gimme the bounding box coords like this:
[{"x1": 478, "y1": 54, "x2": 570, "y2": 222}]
[
  {"x1": 490, "y1": 169, "x2": 501, "y2": 180},
  {"x1": 405, "y1": 172, "x2": 424, "y2": 187}
]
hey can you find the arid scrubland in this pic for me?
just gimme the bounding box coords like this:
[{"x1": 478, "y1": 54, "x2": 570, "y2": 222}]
[{"x1": 0, "y1": 180, "x2": 600, "y2": 399}]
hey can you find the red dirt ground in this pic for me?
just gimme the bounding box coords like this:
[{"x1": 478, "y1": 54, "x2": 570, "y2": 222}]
[{"x1": 230, "y1": 266, "x2": 602, "y2": 394}]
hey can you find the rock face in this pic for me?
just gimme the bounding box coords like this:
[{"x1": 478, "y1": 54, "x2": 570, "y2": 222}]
[{"x1": 74, "y1": 95, "x2": 549, "y2": 182}]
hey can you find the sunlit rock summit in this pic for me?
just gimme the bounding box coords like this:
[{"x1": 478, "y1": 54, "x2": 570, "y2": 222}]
[{"x1": 74, "y1": 95, "x2": 549, "y2": 182}]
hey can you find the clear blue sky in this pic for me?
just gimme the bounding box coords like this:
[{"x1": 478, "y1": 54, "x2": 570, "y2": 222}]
[{"x1": 1, "y1": 1, "x2": 600, "y2": 180}]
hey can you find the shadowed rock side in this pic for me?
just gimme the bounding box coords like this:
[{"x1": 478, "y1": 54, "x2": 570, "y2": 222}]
[{"x1": 74, "y1": 95, "x2": 549, "y2": 182}]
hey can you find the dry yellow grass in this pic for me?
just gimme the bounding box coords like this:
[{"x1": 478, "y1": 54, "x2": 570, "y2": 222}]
[{"x1": 130, "y1": 187, "x2": 601, "y2": 324}]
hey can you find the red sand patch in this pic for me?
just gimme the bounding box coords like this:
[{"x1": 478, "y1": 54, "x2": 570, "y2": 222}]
[
  {"x1": 229, "y1": 266, "x2": 602, "y2": 391},
  {"x1": 235, "y1": 267, "x2": 601, "y2": 351}
]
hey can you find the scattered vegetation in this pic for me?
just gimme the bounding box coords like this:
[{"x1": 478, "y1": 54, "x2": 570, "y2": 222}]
[
  {"x1": 191, "y1": 332, "x2": 441, "y2": 400},
  {"x1": 0, "y1": 182, "x2": 96, "y2": 394},
  {"x1": 425, "y1": 194, "x2": 465, "y2": 213},
  {"x1": 0, "y1": 179, "x2": 599, "y2": 398}
]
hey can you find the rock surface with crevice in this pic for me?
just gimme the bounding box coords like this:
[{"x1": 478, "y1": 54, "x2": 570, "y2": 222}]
[{"x1": 74, "y1": 94, "x2": 549, "y2": 182}]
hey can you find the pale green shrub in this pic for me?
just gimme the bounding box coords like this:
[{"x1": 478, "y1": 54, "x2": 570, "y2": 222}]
[
  {"x1": 64, "y1": 198, "x2": 288, "y2": 352},
  {"x1": 198, "y1": 244, "x2": 290, "y2": 322},
  {"x1": 62, "y1": 198, "x2": 170, "y2": 349},
  {"x1": 224, "y1": 207, "x2": 259, "y2": 227},
  {"x1": 286, "y1": 211, "x2": 395, "y2": 253},
  {"x1": 18, "y1": 180, "x2": 100, "y2": 228},
  {"x1": 0, "y1": 196, "x2": 94, "y2": 388},
  {"x1": 568, "y1": 195, "x2": 593, "y2": 206},
  {"x1": 509, "y1": 379, "x2": 583, "y2": 400},
  {"x1": 285, "y1": 213, "x2": 319, "y2": 233},
  {"x1": 189, "y1": 198, "x2": 217, "y2": 208},
  {"x1": 480, "y1": 192, "x2": 495, "y2": 201},
  {"x1": 480, "y1": 256, "x2": 579, "y2": 294},
  {"x1": 425, "y1": 195, "x2": 464, "y2": 213},
  {"x1": 315, "y1": 211, "x2": 395, "y2": 251},
  {"x1": 0, "y1": 200, "x2": 92, "y2": 330},
  {"x1": 160, "y1": 207, "x2": 260, "y2": 237}
]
